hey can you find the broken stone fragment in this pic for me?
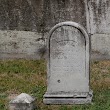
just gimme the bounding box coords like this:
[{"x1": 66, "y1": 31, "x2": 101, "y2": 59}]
[{"x1": 9, "y1": 93, "x2": 36, "y2": 110}]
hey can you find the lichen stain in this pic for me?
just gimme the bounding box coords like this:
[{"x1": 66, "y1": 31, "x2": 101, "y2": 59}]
[
  {"x1": 89, "y1": 0, "x2": 110, "y2": 33},
  {"x1": 0, "y1": 0, "x2": 86, "y2": 33}
]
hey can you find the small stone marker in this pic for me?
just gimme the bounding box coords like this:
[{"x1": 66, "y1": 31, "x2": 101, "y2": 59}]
[
  {"x1": 9, "y1": 93, "x2": 36, "y2": 110},
  {"x1": 43, "y1": 21, "x2": 93, "y2": 104}
]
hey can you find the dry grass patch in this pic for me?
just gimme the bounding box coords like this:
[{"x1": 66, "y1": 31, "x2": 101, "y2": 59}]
[
  {"x1": 91, "y1": 61, "x2": 110, "y2": 90},
  {"x1": 0, "y1": 60, "x2": 110, "y2": 110}
]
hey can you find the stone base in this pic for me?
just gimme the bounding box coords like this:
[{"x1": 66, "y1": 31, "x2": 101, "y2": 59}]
[{"x1": 43, "y1": 91, "x2": 93, "y2": 105}]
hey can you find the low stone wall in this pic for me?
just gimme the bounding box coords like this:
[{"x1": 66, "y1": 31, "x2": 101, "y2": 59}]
[
  {"x1": 91, "y1": 34, "x2": 110, "y2": 60},
  {"x1": 0, "y1": 30, "x2": 46, "y2": 59},
  {"x1": 0, "y1": 30, "x2": 110, "y2": 60}
]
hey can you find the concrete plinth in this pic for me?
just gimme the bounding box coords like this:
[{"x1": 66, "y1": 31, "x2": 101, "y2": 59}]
[{"x1": 43, "y1": 91, "x2": 93, "y2": 104}]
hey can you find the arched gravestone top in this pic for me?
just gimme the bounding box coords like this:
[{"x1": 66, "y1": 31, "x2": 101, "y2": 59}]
[
  {"x1": 48, "y1": 21, "x2": 90, "y2": 81},
  {"x1": 49, "y1": 22, "x2": 89, "y2": 42},
  {"x1": 44, "y1": 22, "x2": 92, "y2": 104}
]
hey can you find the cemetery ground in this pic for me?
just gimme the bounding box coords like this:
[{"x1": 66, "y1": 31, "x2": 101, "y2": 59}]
[{"x1": 0, "y1": 59, "x2": 110, "y2": 110}]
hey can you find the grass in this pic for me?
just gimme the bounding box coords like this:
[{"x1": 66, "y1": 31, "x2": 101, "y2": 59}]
[{"x1": 0, "y1": 60, "x2": 110, "y2": 110}]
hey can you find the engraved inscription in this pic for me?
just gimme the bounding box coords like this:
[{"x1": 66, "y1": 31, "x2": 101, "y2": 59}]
[{"x1": 56, "y1": 40, "x2": 76, "y2": 47}]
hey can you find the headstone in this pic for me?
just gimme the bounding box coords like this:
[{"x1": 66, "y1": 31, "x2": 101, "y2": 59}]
[
  {"x1": 43, "y1": 21, "x2": 93, "y2": 104},
  {"x1": 9, "y1": 93, "x2": 36, "y2": 110}
]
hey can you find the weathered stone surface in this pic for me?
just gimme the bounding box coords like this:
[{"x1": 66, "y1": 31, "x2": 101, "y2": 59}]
[
  {"x1": 0, "y1": 30, "x2": 46, "y2": 59},
  {"x1": 43, "y1": 0, "x2": 86, "y2": 31},
  {"x1": 0, "y1": 0, "x2": 87, "y2": 59},
  {"x1": 44, "y1": 90, "x2": 93, "y2": 104},
  {"x1": 0, "y1": 0, "x2": 86, "y2": 32},
  {"x1": 0, "y1": 0, "x2": 44, "y2": 32},
  {"x1": 43, "y1": 22, "x2": 93, "y2": 104},
  {"x1": 87, "y1": 0, "x2": 110, "y2": 34},
  {"x1": 91, "y1": 34, "x2": 110, "y2": 60},
  {"x1": 9, "y1": 93, "x2": 36, "y2": 110},
  {"x1": 86, "y1": 0, "x2": 110, "y2": 59}
]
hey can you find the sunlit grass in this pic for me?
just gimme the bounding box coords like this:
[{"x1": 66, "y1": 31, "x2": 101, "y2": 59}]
[{"x1": 0, "y1": 60, "x2": 110, "y2": 110}]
